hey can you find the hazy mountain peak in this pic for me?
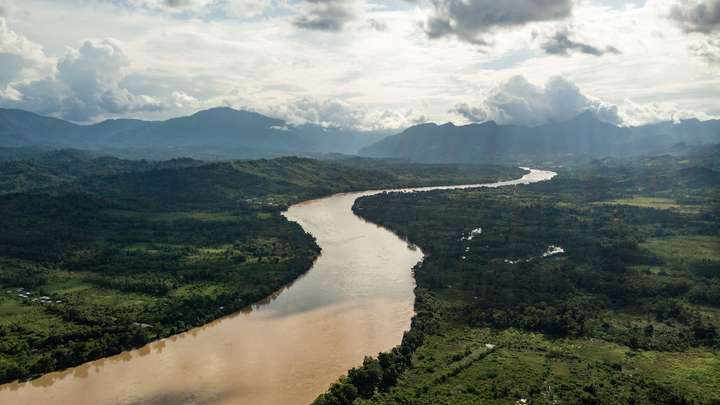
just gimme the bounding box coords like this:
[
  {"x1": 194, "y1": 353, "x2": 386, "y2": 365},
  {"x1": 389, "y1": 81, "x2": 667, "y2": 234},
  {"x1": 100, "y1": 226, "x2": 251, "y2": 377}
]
[
  {"x1": 0, "y1": 107, "x2": 389, "y2": 158},
  {"x1": 191, "y1": 106, "x2": 242, "y2": 116},
  {"x1": 359, "y1": 111, "x2": 720, "y2": 163}
]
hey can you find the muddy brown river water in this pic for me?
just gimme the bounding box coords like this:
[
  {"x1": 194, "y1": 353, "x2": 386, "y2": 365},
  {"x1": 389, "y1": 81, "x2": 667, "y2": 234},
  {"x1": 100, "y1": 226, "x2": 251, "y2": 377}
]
[{"x1": 0, "y1": 168, "x2": 555, "y2": 405}]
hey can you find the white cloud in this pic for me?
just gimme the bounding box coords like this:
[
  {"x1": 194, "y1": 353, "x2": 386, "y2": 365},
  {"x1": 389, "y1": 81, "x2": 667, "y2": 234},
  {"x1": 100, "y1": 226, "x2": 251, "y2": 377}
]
[
  {"x1": 690, "y1": 35, "x2": 720, "y2": 64},
  {"x1": 224, "y1": 0, "x2": 273, "y2": 18},
  {"x1": 0, "y1": 0, "x2": 717, "y2": 128},
  {"x1": 617, "y1": 98, "x2": 716, "y2": 126},
  {"x1": 52, "y1": 39, "x2": 163, "y2": 119},
  {"x1": 122, "y1": 0, "x2": 217, "y2": 13},
  {"x1": 171, "y1": 90, "x2": 200, "y2": 108},
  {"x1": 450, "y1": 75, "x2": 621, "y2": 126},
  {"x1": 258, "y1": 97, "x2": 425, "y2": 131},
  {"x1": 450, "y1": 75, "x2": 719, "y2": 127},
  {"x1": 0, "y1": 18, "x2": 54, "y2": 95},
  {"x1": 6, "y1": 36, "x2": 163, "y2": 121}
]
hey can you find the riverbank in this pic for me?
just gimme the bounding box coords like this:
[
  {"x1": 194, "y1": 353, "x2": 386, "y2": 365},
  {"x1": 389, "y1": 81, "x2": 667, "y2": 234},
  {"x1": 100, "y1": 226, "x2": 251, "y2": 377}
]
[
  {"x1": 321, "y1": 152, "x2": 720, "y2": 404},
  {"x1": 0, "y1": 160, "x2": 527, "y2": 404}
]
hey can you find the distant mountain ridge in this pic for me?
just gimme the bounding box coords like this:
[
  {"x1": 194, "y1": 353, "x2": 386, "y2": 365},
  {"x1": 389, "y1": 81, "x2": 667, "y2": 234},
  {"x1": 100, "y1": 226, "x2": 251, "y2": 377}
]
[
  {"x1": 0, "y1": 107, "x2": 388, "y2": 159},
  {"x1": 359, "y1": 111, "x2": 720, "y2": 163},
  {"x1": 2, "y1": 107, "x2": 719, "y2": 162}
]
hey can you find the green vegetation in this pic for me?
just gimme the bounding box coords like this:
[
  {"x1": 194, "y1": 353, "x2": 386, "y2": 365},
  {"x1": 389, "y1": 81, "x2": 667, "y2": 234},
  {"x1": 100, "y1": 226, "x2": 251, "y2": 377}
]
[
  {"x1": 0, "y1": 153, "x2": 521, "y2": 384},
  {"x1": 598, "y1": 197, "x2": 704, "y2": 214},
  {"x1": 333, "y1": 158, "x2": 528, "y2": 188},
  {"x1": 0, "y1": 149, "x2": 204, "y2": 195},
  {"x1": 316, "y1": 149, "x2": 720, "y2": 404}
]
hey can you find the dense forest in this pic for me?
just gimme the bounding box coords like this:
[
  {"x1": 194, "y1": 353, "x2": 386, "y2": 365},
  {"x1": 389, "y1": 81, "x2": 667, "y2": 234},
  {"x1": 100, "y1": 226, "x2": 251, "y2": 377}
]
[
  {"x1": 315, "y1": 148, "x2": 720, "y2": 404},
  {"x1": 0, "y1": 152, "x2": 521, "y2": 384}
]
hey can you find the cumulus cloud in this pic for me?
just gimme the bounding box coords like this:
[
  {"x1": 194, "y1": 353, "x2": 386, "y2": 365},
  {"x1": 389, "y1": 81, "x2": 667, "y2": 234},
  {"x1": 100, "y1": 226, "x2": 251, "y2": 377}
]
[
  {"x1": 450, "y1": 75, "x2": 621, "y2": 126},
  {"x1": 260, "y1": 97, "x2": 425, "y2": 131},
  {"x1": 449, "y1": 103, "x2": 486, "y2": 122},
  {"x1": 449, "y1": 75, "x2": 717, "y2": 127},
  {"x1": 423, "y1": 0, "x2": 573, "y2": 45},
  {"x1": 669, "y1": 0, "x2": 720, "y2": 33},
  {"x1": 171, "y1": 90, "x2": 201, "y2": 109},
  {"x1": 5, "y1": 37, "x2": 162, "y2": 121},
  {"x1": 8, "y1": 78, "x2": 66, "y2": 115},
  {"x1": 538, "y1": 27, "x2": 621, "y2": 56},
  {"x1": 0, "y1": 18, "x2": 54, "y2": 98},
  {"x1": 293, "y1": 0, "x2": 356, "y2": 31},
  {"x1": 54, "y1": 39, "x2": 162, "y2": 119},
  {"x1": 618, "y1": 98, "x2": 715, "y2": 126}
]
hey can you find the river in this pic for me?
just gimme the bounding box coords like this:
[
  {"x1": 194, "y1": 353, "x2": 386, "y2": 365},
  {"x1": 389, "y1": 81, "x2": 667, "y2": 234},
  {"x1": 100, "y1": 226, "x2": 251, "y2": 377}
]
[{"x1": 0, "y1": 168, "x2": 556, "y2": 405}]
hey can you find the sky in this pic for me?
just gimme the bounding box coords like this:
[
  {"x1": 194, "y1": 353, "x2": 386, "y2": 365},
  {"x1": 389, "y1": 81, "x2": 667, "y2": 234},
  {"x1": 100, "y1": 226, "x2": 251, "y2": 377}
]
[{"x1": 0, "y1": 0, "x2": 718, "y2": 130}]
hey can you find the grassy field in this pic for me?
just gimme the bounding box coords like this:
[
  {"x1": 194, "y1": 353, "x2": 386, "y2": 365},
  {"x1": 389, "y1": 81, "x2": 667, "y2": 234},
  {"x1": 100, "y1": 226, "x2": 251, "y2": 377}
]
[
  {"x1": 598, "y1": 197, "x2": 703, "y2": 214},
  {"x1": 360, "y1": 326, "x2": 720, "y2": 404},
  {"x1": 642, "y1": 236, "x2": 720, "y2": 264}
]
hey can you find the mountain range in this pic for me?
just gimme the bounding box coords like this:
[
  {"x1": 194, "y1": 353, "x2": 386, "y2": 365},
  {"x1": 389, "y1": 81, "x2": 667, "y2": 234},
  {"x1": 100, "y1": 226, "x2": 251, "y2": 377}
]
[
  {"x1": 360, "y1": 111, "x2": 720, "y2": 163},
  {"x1": 360, "y1": 112, "x2": 720, "y2": 163},
  {"x1": 1, "y1": 107, "x2": 718, "y2": 162},
  {"x1": 0, "y1": 107, "x2": 388, "y2": 160}
]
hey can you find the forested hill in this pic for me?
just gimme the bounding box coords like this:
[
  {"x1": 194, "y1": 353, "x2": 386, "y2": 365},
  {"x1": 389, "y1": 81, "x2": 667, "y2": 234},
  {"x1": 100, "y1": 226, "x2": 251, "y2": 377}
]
[
  {"x1": 0, "y1": 152, "x2": 525, "y2": 199},
  {"x1": 0, "y1": 149, "x2": 205, "y2": 195},
  {"x1": 359, "y1": 111, "x2": 720, "y2": 163},
  {"x1": 0, "y1": 107, "x2": 388, "y2": 159}
]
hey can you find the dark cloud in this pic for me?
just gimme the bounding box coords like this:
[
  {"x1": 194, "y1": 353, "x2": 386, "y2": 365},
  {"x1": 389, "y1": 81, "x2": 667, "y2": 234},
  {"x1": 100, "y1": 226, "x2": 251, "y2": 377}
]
[
  {"x1": 423, "y1": 0, "x2": 573, "y2": 45},
  {"x1": 450, "y1": 75, "x2": 621, "y2": 126},
  {"x1": 669, "y1": 0, "x2": 720, "y2": 33},
  {"x1": 162, "y1": 0, "x2": 196, "y2": 7},
  {"x1": 668, "y1": 1, "x2": 719, "y2": 66},
  {"x1": 540, "y1": 28, "x2": 621, "y2": 56},
  {"x1": 293, "y1": 0, "x2": 355, "y2": 31}
]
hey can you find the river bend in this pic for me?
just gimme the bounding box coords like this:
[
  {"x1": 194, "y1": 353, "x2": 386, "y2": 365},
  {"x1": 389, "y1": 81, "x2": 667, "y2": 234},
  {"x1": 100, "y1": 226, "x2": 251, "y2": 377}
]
[{"x1": 0, "y1": 168, "x2": 556, "y2": 405}]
